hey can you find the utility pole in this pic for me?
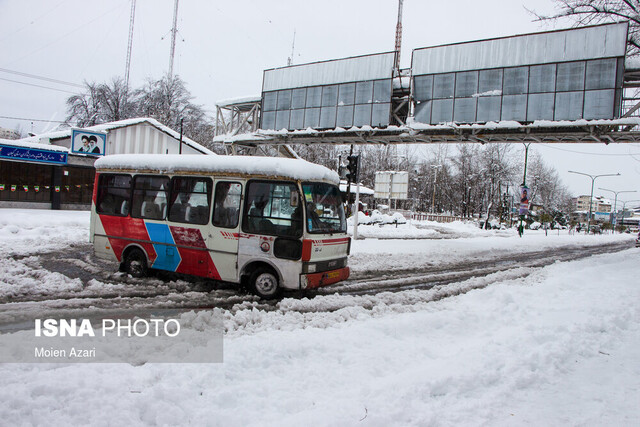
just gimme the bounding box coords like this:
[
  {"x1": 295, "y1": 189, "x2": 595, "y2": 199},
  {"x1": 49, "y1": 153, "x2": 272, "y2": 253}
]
[
  {"x1": 124, "y1": 0, "x2": 136, "y2": 89},
  {"x1": 394, "y1": 0, "x2": 404, "y2": 70},
  {"x1": 178, "y1": 118, "x2": 183, "y2": 154},
  {"x1": 168, "y1": 0, "x2": 180, "y2": 80}
]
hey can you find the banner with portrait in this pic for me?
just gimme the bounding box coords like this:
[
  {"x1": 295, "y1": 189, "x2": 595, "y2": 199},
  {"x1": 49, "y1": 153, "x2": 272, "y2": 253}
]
[
  {"x1": 519, "y1": 185, "x2": 529, "y2": 215},
  {"x1": 71, "y1": 129, "x2": 106, "y2": 156}
]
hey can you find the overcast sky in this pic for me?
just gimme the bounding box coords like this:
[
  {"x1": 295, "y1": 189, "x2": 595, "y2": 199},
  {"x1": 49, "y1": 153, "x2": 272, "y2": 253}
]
[{"x1": 1, "y1": 0, "x2": 639, "y2": 198}]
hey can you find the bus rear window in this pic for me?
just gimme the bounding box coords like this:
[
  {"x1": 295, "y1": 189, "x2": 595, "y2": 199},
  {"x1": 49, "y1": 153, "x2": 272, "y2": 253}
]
[{"x1": 96, "y1": 174, "x2": 132, "y2": 216}]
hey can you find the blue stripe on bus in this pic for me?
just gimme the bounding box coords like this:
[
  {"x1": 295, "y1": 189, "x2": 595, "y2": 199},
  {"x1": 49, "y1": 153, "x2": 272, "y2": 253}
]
[{"x1": 145, "y1": 222, "x2": 181, "y2": 271}]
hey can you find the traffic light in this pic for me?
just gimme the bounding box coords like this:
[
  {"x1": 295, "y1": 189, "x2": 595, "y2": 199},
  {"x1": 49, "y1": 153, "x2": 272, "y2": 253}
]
[{"x1": 346, "y1": 155, "x2": 360, "y2": 183}]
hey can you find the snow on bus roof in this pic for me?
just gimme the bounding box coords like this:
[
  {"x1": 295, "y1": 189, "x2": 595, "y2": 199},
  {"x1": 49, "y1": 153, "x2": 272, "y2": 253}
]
[{"x1": 94, "y1": 154, "x2": 339, "y2": 183}]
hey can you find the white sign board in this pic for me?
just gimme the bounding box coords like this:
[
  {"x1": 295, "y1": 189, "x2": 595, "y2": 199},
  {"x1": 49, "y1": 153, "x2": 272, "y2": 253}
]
[{"x1": 374, "y1": 171, "x2": 409, "y2": 200}]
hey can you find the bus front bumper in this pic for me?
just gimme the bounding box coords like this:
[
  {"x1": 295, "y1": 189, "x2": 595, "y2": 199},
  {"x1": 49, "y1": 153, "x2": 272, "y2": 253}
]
[{"x1": 301, "y1": 267, "x2": 350, "y2": 289}]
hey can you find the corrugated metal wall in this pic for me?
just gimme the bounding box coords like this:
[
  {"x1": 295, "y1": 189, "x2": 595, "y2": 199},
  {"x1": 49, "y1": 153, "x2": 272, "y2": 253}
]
[
  {"x1": 107, "y1": 124, "x2": 202, "y2": 155},
  {"x1": 412, "y1": 22, "x2": 628, "y2": 75},
  {"x1": 263, "y1": 52, "x2": 396, "y2": 91}
]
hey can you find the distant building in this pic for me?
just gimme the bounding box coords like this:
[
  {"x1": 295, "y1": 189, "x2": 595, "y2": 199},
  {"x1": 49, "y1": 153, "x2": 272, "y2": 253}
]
[
  {"x1": 574, "y1": 195, "x2": 611, "y2": 213},
  {"x1": 0, "y1": 118, "x2": 214, "y2": 210},
  {"x1": 0, "y1": 127, "x2": 20, "y2": 140}
]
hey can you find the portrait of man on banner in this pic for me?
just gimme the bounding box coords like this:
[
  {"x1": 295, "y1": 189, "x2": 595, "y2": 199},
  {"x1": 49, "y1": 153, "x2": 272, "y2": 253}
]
[
  {"x1": 71, "y1": 129, "x2": 106, "y2": 156},
  {"x1": 519, "y1": 185, "x2": 529, "y2": 215}
]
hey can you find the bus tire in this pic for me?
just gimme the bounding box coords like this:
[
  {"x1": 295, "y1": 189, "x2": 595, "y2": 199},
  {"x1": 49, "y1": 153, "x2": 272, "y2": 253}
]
[
  {"x1": 122, "y1": 248, "x2": 148, "y2": 278},
  {"x1": 249, "y1": 267, "x2": 280, "y2": 299}
]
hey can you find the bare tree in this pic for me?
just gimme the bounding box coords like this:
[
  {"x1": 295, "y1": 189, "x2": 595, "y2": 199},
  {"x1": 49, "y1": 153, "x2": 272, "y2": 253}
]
[
  {"x1": 531, "y1": 1, "x2": 640, "y2": 56},
  {"x1": 66, "y1": 77, "x2": 134, "y2": 127},
  {"x1": 97, "y1": 77, "x2": 134, "y2": 122},
  {"x1": 66, "y1": 82, "x2": 102, "y2": 127},
  {"x1": 134, "y1": 74, "x2": 213, "y2": 145}
]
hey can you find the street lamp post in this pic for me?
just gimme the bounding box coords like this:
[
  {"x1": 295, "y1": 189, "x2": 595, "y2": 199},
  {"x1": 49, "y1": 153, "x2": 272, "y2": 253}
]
[
  {"x1": 568, "y1": 171, "x2": 620, "y2": 234},
  {"x1": 518, "y1": 142, "x2": 532, "y2": 237},
  {"x1": 430, "y1": 164, "x2": 442, "y2": 214},
  {"x1": 598, "y1": 188, "x2": 637, "y2": 233},
  {"x1": 618, "y1": 199, "x2": 640, "y2": 230}
]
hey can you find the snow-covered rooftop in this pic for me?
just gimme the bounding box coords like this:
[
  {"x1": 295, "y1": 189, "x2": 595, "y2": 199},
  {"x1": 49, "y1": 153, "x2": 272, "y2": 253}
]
[
  {"x1": 0, "y1": 137, "x2": 68, "y2": 152},
  {"x1": 19, "y1": 117, "x2": 215, "y2": 155},
  {"x1": 215, "y1": 95, "x2": 262, "y2": 107},
  {"x1": 95, "y1": 154, "x2": 339, "y2": 184}
]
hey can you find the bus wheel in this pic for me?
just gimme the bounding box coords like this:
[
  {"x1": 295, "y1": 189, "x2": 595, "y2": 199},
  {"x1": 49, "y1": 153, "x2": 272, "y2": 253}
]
[
  {"x1": 122, "y1": 248, "x2": 147, "y2": 278},
  {"x1": 250, "y1": 268, "x2": 280, "y2": 299}
]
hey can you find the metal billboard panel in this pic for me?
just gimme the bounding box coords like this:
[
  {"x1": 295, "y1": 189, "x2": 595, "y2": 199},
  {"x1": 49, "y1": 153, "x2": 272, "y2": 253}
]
[
  {"x1": 263, "y1": 52, "x2": 396, "y2": 92},
  {"x1": 374, "y1": 171, "x2": 408, "y2": 200},
  {"x1": 412, "y1": 22, "x2": 628, "y2": 75}
]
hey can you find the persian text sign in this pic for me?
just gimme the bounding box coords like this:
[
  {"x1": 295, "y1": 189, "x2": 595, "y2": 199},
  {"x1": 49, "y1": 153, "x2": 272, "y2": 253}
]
[{"x1": 0, "y1": 144, "x2": 67, "y2": 165}]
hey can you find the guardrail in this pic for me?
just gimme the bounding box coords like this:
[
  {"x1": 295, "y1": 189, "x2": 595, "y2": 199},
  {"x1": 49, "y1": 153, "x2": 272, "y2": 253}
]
[{"x1": 393, "y1": 210, "x2": 461, "y2": 223}]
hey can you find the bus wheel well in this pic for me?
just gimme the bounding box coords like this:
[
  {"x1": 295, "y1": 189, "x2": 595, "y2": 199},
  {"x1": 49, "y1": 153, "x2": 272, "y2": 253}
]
[
  {"x1": 119, "y1": 245, "x2": 148, "y2": 278},
  {"x1": 241, "y1": 262, "x2": 281, "y2": 298},
  {"x1": 241, "y1": 262, "x2": 279, "y2": 283}
]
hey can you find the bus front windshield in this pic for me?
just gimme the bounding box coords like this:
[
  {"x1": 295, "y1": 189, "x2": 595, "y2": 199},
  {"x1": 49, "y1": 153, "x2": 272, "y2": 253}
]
[{"x1": 302, "y1": 182, "x2": 346, "y2": 234}]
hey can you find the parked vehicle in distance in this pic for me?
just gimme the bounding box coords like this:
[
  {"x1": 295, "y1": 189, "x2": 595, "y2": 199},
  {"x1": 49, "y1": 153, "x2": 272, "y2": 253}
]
[{"x1": 90, "y1": 154, "x2": 350, "y2": 298}]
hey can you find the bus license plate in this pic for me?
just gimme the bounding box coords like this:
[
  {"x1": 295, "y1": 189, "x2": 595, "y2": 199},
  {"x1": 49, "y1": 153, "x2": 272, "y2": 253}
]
[{"x1": 326, "y1": 271, "x2": 340, "y2": 279}]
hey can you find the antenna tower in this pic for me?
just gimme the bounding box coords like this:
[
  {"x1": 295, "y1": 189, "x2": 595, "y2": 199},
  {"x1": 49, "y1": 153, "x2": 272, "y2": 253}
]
[
  {"x1": 124, "y1": 0, "x2": 136, "y2": 88},
  {"x1": 168, "y1": 0, "x2": 180, "y2": 79},
  {"x1": 394, "y1": 0, "x2": 404, "y2": 70},
  {"x1": 287, "y1": 29, "x2": 296, "y2": 66}
]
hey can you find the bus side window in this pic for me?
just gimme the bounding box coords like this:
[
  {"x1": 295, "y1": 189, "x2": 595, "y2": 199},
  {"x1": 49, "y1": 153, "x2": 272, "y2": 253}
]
[
  {"x1": 243, "y1": 181, "x2": 301, "y2": 237},
  {"x1": 131, "y1": 175, "x2": 169, "y2": 220},
  {"x1": 96, "y1": 173, "x2": 131, "y2": 216},
  {"x1": 168, "y1": 176, "x2": 212, "y2": 225},
  {"x1": 212, "y1": 182, "x2": 242, "y2": 228}
]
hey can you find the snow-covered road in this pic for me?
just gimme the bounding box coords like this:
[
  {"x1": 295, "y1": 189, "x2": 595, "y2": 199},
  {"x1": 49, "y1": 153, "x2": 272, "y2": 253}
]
[{"x1": 0, "y1": 209, "x2": 638, "y2": 425}]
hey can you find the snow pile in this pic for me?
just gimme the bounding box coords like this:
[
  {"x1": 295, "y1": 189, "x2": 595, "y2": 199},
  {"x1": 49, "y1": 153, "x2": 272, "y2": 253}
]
[
  {"x1": 0, "y1": 209, "x2": 89, "y2": 256},
  {"x1": 347, "y1": 216, "x2": 515, "y2": 239},
  {"x1": 347, "y1": 209, "x2": 406, "y2": 226}
]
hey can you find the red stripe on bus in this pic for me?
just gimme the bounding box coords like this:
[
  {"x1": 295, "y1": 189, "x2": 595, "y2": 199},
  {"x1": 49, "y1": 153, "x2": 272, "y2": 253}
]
[
  {"x1": 175, "y1": 246, "x2": 221, "y2": 280},
  {"x1": 99, "y1": 215, "x2": 157, "y2": 263},
  {"x1": 302, "y1": 240, "x2": 313, "y2": 262}
]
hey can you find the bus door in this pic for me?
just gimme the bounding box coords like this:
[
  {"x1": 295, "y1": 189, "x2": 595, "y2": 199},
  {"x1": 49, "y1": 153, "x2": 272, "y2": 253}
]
[
  {"x1": 238, "y1": 181, "x2": 303, "y2": 287},
  {"x1": 207, "y1": 181, "x2": 243, "y2": 282}
]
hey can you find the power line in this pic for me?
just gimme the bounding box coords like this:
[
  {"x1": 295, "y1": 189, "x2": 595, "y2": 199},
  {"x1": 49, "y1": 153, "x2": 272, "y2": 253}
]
[
  {"x1": 538, "y1": 143, "x2": 640, "y2": 157},
  {"x1": 0, "y1": 77, "x2": 81, "y2": 95},
  {"x1": 0, "y1": 67, "x2": 84, "y2": 88},
  {"x1": 0, "y1": 115, "x2": 67, "y2": 124}
]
